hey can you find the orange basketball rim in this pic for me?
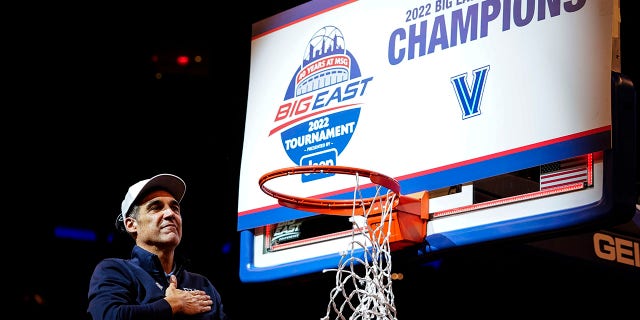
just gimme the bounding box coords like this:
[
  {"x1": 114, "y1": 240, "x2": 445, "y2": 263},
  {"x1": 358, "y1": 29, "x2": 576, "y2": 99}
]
[{"x1": 259, "y1": 165, "x2": 430, "y2": 249}]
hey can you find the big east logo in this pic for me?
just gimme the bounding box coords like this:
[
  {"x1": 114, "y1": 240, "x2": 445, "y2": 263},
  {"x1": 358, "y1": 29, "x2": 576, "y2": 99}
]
[{"x1": 269, "y1": 26, "x2": 373, "y2": 182}]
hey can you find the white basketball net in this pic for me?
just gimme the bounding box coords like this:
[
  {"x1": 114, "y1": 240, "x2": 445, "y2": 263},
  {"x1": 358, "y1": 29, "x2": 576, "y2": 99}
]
[{"x1": 321, "y1": 173, "x2": 398, "y2": 320}]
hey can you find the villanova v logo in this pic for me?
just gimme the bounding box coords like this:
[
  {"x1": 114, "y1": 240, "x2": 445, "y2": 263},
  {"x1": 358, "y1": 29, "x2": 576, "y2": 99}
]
[{"x1": 451, "y1": 65, "x2": 490, "y2": 119}]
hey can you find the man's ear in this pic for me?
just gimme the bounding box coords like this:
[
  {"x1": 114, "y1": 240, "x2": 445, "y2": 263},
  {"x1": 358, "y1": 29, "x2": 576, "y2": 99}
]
[{"x1": 124, "y1": 217, "x2": 137, "y2": 232}]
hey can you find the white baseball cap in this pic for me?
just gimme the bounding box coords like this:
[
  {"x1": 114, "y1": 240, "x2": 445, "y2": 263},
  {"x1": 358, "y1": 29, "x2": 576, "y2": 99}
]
[{"x1": 116, "y1": 174, "x2": 186, "y2": 229}]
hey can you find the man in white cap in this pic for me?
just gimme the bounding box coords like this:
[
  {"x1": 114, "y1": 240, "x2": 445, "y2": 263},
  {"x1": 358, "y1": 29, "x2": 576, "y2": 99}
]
[{"x1": 87, "y1": 173, "x2": 229, "y2": 319}]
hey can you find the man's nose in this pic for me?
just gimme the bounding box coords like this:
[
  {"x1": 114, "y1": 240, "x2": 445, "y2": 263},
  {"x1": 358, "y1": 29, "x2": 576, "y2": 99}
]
[{"x1": 162, "y1": 208, "x2": 177, "y2": 217}]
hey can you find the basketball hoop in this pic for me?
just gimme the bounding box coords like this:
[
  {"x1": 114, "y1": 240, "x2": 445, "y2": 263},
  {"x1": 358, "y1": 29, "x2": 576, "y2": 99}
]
[
  {"x1": 258, "y1": 165, "x2": 428, "y2": 320},
  {"x1": 259, "y1": 165, "x2": 402, "y2": 216}
]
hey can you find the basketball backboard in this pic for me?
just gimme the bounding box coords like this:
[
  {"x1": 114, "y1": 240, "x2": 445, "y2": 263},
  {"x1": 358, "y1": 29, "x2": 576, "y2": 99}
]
[{"x1": 237, "y1": 0, "x2": 636, "y2": 282}]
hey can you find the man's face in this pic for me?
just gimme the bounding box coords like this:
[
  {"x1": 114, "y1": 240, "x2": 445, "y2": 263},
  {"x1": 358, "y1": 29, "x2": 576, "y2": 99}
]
[{"x1": 130, "y1": 189, "x2": 182, "y2": 250}]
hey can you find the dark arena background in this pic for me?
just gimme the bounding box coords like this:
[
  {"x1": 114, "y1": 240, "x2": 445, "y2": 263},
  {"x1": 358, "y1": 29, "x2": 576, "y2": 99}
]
[{"x1": 11, "y1": 1, "x2": 639, "y2": 319}]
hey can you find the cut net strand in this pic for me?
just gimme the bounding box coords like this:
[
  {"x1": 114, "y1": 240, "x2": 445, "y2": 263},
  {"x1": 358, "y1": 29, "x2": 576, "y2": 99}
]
[{"x1": 321, "y1": 172, "x2": 398, "y2": 320}]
